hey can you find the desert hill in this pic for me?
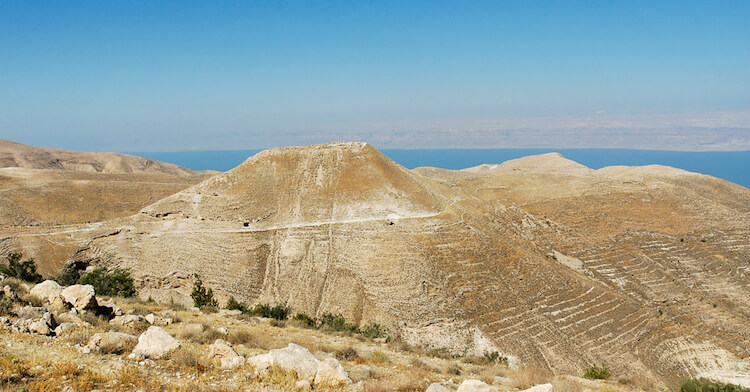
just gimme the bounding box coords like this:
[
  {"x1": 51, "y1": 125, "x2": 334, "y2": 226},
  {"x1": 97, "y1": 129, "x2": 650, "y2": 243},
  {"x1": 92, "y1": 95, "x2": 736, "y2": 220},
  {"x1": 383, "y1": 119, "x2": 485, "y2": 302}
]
[
  {"x1": 3, "y1": 144, "x2": 750, "y2": 387},
  {"x1": 0, "y1": 139, "x2": 199, "y2": 176},
  {"x1": 0, "y1": 140, "x2": 215, "y2": 273}
]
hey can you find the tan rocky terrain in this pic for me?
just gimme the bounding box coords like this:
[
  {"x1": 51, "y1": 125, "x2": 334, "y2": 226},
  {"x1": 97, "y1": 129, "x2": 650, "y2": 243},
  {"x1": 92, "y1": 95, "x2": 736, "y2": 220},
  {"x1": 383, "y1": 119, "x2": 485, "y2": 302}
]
[
  {"x1": 2, "y1": 142, "x2": 749, "y2": 389},
  {"x1": 0, "y1": 139, "x2": 214, "y2": 274}
]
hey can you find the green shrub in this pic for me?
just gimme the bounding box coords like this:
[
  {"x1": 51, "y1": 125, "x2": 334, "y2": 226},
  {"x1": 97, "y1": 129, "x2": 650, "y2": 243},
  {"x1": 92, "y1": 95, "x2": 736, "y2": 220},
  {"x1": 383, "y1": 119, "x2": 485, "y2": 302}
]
[
  {"x1": 269, "y1": 304, "x2": 291, "y2": 320},
  {"x1": 483, "y1": 351, "x2": 508, "y2": 365},
  {"x1": 190, "y1": 274, "x2": 217, "y2": 309},
  {"x1": 681, "y1": 378, "x2": 750, "y2": 392},
  {"x1": 78, "y1": 268, "x2": 136, "y2": 297},
  {"x1": 359, "y1": 322, "x2": 387, "y2": 339},
  {"x1": 319, "y1": 312, "x2": 357, "y2": 332},
  {"x1": 0, "y1": 253, "x2": 42, "y2": 283},
  {"x1": 251, "y1": 303, "x2": 290, "y2": 320},
  {"x1": 52, "y1": 268, "x2": 82, "y2": 286},
  {"x1": 252, "y1": 303, "x2": 272, "y2": 318},
  {"x1": 293, "y1": 313, "x2": 317, "y2": 328},
  {"x1": 583, "y1": 364, "x2": 610, "y2": 380},
  {"x1": 225, "y1": 296, "x2": 249, "y2": 313}
]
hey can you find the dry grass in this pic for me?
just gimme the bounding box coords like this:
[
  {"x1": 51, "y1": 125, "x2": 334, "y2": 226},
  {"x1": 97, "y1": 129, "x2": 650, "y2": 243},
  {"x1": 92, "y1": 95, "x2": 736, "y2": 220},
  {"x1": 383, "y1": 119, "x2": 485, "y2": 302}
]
[
  {"x1": 336, "y1": 347, "x2": 359, "y2": 361},
  {"x1": 164, "y1": 345, "x2": 212, "y2": 373},
  {"x1": 511, "y1": 365, "x2": 553, "y2": 389}
]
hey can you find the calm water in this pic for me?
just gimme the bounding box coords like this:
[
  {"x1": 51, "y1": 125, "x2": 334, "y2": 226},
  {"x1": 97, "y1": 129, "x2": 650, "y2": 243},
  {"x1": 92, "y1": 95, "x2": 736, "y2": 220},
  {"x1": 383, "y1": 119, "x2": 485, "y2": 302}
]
[{"x1": 134, "y1": 149, "x2": 750, "y2": 189}]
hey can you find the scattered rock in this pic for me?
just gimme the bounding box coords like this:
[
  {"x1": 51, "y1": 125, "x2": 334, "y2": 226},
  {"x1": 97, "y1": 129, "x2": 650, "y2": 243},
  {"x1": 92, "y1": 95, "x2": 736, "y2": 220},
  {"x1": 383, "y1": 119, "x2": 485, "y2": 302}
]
[
  {"x1": 111, "y1": 314, "x2": 146, "y2": 327},
  {"x1": 295, "y1": 380, "x2": 312, "y2": 390},
  {"x1": 208, "y1": 339, "x2": 246, "y2": 369},
  {"x1": 520, "y1": 384, "x2": 553, "y2": 392},
  {"x1": 426, "y1": 383, "x2": 452, "y2": 392},
  {"x1": 61, "y1": 285, "x2": 98, "y2": 312},
  {"x1": 28, "y1": 319, "x2": 52, "y2": 336},
  {"x1": 54, "y1": 322, "x2": 76, "y2": 335},
  {"x1": 129, "y1": 326, "x2": 180, "y2": 360},
  {"x1": 373, "y1": 337, "x2": 387, "y2": 344},
  {"x1": 144, "y1": 313, "x2": 172, "y2": 326},
  {"x1": 217, "y1": 327, "x2": 229, "y2": 335},
  {"x1": 248, "y1": 343, "x2": 320, "y2": 381},
  {"x1": 456, "y1": 380, "x2": 498, "y2": 392},
  {"x1": 88, "y1": 332, "x2": 138, "y2": 354},
  {"x1": 314, "y1": 357, "x2": 352, "y2": 387}
]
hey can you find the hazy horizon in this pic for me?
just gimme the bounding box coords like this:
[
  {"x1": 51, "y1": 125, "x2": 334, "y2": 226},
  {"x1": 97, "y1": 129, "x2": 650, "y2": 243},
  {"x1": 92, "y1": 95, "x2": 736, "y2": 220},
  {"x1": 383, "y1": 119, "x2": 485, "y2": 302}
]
[{"x1": 1, "y1": 1, "x2": 749, "y2": 151}]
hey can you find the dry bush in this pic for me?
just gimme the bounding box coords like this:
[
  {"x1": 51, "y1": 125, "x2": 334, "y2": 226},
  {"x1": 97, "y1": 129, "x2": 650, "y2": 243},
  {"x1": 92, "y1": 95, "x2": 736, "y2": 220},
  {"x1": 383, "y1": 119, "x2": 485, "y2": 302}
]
[
  {"x1": 448, "y1": 364, "x2": 463, "y2": 375},
  {"x1": 58, "y1": 325, "x2": 96, "y2": 346},
  {"x1": 511, "y1": 365, "x2": 553, "y2": 389},
  {"x1": 269, "y1": 319, "x2": 286, "y2": 328},
  {"x1": 410, "y1": 358, "x2": 439, "y2": 373},
  {"x1": 165, "y1": 346, "x2": 211, "y2": 373},
  {"x1": 477, "y1": 363, "x2": 510, "y2": 384},
  {"x1": 18, "y1": 291, "x2": 44, "y2": 307},
  {"x1": 369, "y1": 350, "x2": 391, "y2": 363},
  {"x1": 98, "y1": 337, "x2": 137, "y2": 355},
  {"x1": 261, "y1": 365, "x2": 298, "y2": 389},
  {"x1": 552, "y1": 376, "x2": 584, "y2": 392},
  {"x1": 227, "y1": 328, "x2": 257, "y2": 346},
  {"x1": 178, "y1": 325, "x2": 224, "y2": 344},
  {"x1": 79, "y1": 312, "x2": 111, "y2": 329},
  {"x1": 335, "y1": 347, "x2": 359, "y2": 361}
]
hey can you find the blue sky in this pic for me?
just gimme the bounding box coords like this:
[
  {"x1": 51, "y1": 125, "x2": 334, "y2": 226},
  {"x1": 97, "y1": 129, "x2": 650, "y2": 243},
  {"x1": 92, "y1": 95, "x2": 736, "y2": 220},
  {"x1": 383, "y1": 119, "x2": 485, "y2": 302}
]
[{"x1": 1, "y1": 1, "x2": 749, "y2": 151}]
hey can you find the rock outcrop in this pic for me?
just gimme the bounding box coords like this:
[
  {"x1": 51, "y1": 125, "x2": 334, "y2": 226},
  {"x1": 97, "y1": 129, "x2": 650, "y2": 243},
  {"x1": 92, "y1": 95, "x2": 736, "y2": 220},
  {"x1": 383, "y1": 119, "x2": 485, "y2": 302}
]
[
  {"x1": 208, "y1": 339, "x2": 246, "y2": 369},
  {"x1": 60, "y1": 285, "x2": 98, "y2": 312},
  {"x1": 88, "y1": 332, "x2": 138, "y2": 354}
]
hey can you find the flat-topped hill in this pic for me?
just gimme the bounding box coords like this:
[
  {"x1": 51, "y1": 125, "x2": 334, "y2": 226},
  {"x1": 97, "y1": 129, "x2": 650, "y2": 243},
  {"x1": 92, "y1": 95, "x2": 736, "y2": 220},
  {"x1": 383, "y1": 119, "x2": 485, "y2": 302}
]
[{"x1": 141, "y1": 143, "x2": 444, "y2": 226}]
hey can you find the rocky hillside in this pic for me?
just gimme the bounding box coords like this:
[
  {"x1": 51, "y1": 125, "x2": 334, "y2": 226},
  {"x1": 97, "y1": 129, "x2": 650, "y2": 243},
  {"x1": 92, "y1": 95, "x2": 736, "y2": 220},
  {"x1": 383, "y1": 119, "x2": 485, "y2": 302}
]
[{"x1": 4, "y1": 142, "x2": 750, "y2": 387}]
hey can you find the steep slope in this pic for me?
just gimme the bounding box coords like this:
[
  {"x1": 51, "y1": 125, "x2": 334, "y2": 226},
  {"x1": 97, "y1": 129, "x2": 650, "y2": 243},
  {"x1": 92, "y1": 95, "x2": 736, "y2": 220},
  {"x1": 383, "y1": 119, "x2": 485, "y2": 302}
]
[
  {"x1": 35, "y1": 146, "x2": 750, "y2": 386},
  {"x1": 0, "y1": 139, "x2": 198, "y2": 176}
]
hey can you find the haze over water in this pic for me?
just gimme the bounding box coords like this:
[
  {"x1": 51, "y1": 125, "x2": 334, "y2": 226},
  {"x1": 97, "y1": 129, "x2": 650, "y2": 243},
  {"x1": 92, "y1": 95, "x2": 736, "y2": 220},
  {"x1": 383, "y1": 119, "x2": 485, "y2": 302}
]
[{"x1": 135, "y1": 149, "x2": 750, "y2": 189}]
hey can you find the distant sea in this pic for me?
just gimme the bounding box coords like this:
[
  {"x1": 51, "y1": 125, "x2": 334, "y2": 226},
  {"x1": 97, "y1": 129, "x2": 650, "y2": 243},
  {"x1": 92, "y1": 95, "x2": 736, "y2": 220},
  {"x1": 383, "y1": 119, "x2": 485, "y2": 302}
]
[{"x1": 133, "y1": 149, "x2": 750, "y2": 189}]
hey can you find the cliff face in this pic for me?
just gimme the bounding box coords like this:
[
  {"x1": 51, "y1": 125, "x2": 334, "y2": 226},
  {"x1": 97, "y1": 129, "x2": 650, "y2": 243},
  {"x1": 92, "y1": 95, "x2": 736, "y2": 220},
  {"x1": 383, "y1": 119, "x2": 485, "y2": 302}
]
[{"x1": 7, "y1": 142, "x2": 750, "y2": 385}]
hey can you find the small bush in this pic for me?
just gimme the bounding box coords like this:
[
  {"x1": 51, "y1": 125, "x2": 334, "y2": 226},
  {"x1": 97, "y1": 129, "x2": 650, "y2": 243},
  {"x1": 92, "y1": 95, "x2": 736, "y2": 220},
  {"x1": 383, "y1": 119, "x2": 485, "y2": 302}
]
[
  {"x1": 583, "y1": 364, "x2": 610, "y2": 380},
  {"x1": 369, "y1": 350, "x2": 391, "y2": 363},
  {"x1": 681, "y1": 378, "x2": 750, "y2": 392},
  {"x1": 78, "y1": 267, "x2": 136, "y2": 297},
  {"x1": 0, "y1": 296, "x2": 13, "y2": 316},
  {"x1": 251, "y1": 303, "x2": 290, "y2": 320},
  {"x1": 360, "y1": 322, "x2": 387, "y2": 339},
  {"x1": 52, "y1": 268, "x2": 82, "y2": 286},
  {"x1": 190, "y1": 274, "x2": 217, "y2": 309},
  {"x1": 293, "y1": 313, "x2": 317, "y2": 328},
  {"x1": 445, "y1": 364, "x2": 462, "y2": 375},
  {"x1": 225, "y1": 296, "x2": 249, "y2": 313},
  {"x1": 319, "y1": 312, "x2": 357, "y2": 333},
  {"x1": 335, "y1": 347, "x2": 359, "y2": 361},
  {"x1": 252, "y1": 303, "x2": 271, "y2": 317},
  {"x1": 269, "y1": 304, "x2": 291, "y2": 320},
  {"x1": 483, "y1": 351, "x2": 508, "y2": 365},
  {"x1": 0, "y1": 253, "x2": 42, "y2": 283}
]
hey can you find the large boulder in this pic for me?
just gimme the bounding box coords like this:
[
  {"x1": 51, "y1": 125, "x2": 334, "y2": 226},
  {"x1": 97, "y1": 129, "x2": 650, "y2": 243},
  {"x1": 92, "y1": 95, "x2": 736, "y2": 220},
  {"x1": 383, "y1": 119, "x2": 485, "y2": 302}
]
[
  {"x1": 314, "y1": 357, "x2": 352, "y2": 387},
  {"x1": 30, "y1": 280, "x2": 62, "y2": 304},
  {"x1": 209, "y1": 339, "x2": 246, "y2": 369},
  {"x1": 88, "y1": 332, "x2": 138, "y2": 354},
  {"x1": 426, "y1": 383, "x2": 452, "y2": 392},
  {"x1": 521, "y1": 384, "x2": 553, "y2": 392},
  {"x1": 128, "y1": 326, "x2": 181, "y2": 360},
  {"x1": 61, "y1": 285, "x2": 98, "y2": 312},
  {"x1": 248, "y1": 343, "x2": 320, "y2": 381},
  {"x1": 456, "y1": 380, "x2": 498, "y2": 392}
]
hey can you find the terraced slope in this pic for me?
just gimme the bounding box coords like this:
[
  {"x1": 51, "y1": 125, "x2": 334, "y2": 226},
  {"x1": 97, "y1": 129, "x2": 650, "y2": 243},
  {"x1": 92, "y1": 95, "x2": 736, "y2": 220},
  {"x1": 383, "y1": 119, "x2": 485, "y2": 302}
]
[{"x1": 12, "y1": 143, "x2": 750, "y2": 386}]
